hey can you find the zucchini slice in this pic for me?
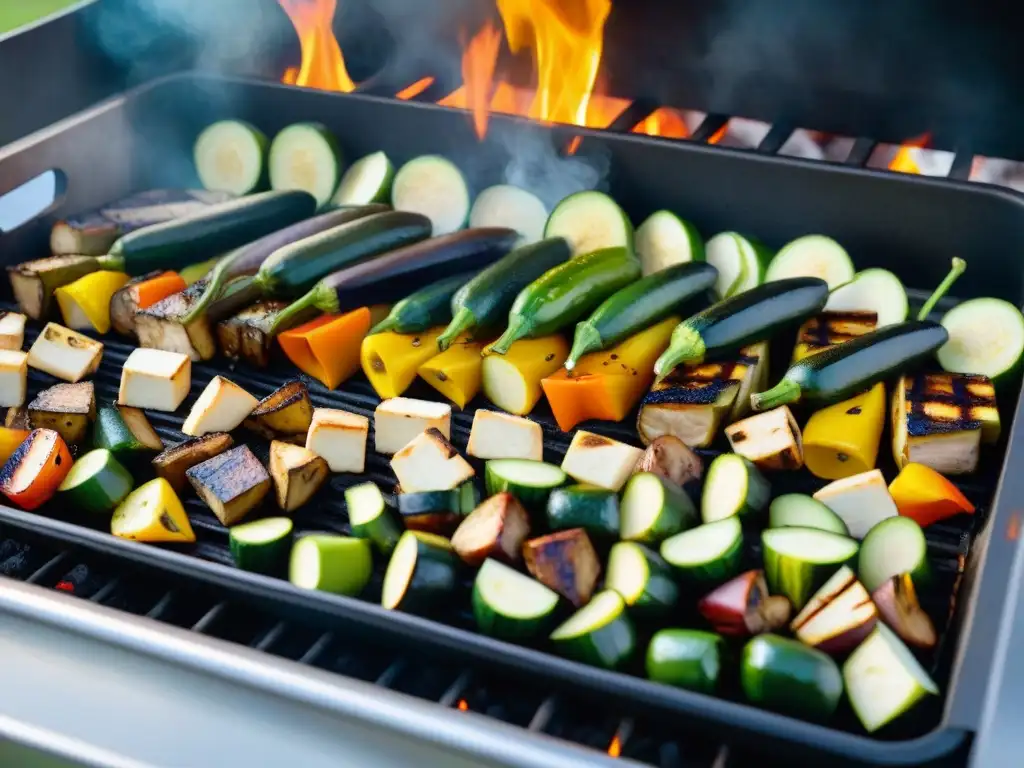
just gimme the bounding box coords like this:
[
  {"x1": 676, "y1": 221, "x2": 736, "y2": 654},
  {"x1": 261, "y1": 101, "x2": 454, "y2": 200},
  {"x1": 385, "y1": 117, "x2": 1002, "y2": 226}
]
[
  {"x1": 701, "y1": 454, "x2": 770, "y2": 523},
  {"x1": 381, "y1": 530, "x2": 460, "y2": 613},
  {"x1": 741, "y1": 634, "x2": 843, "y2": 722},
  {"x1": 550, "y1": 590, "x2": 636, "y2": 669},
  {"x1": 332, "y1": 150, "x2": 394, "y2": 206},
  {"x1": 824, "y1": 269, "x2": 908, "y2": 327},
  {"x1": 268, "y1": 122, "x2": 343, "y2": 208},
  {"x1": 57, "y1": 448, "x2": 134, "y2": 515},
  {"x1": 391, "y1": 155, "x2": 469, "y2": 236},
  {"x1": 620, "y1": 472, "x2": 698, "y2": 544},
  {"x1": 765, "y1": 234, "x2": 855, "y2": 289},
  {"x1": 768, "y1": 493, "x2": 849, "y2": 536},
  {"x1": 635, "y1": 210, "x2": 704, "y2": 276},
  {"x1": 472, "y1": 559, "x2": 560, "y2": 640},
  {"x1": 660, "y1": 518, "x2": 744, "y2": 585},
  {"x1": 762, "y1": 527, "x2": 859, "y2": 610},
  {"x1": 605, "y1": 541, "x2": 679, "y2": 616},
  {"x1": 229, "y1": 516, "x2": 293, "y2": 575},
  {"x1": 469, "y1": 185, "x2": 548, "y2": 244},
  {"x1": 345, "y1": 482, "x2": 402, "y2": 555},
  {"x1": 546, "y1": 484, "x2": 620, "y2": 539},
  {"x1": 289, "y1": 535, "x2": 372, "y2": 596},
  {"x1": 484, "y1": 459, "x2": 566, "y2": 512},
  {"x1": 857, "y1": 516, "x2": 930, "y2": 593},
  {"x1": 937, "y1": 297, "x2": 1024, "y2": 383},
  {"x1": 544, "y1": 191, "x2": 633, "y2": 257},
  {"x1": 193, "y1": 119, "x2": 267, "y2": 195},
  {"x1": 646, "y1": 629, "x2": 723, "y2": 693},
  {"x1": 704, "y1": 231, "x2": 766, "y2": 298}
]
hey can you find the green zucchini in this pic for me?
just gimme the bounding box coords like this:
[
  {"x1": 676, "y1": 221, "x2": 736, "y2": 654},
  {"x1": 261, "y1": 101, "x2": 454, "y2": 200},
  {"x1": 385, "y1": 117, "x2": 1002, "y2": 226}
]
[
  {"x1": 938, "y1": 296, "x2": 1024, "y2": 384},
  {"x1": 740, "y1": 634, "x2": 843, "y2": 721},
  {"x1": 229, "y1": 517, "x2": 293, "y2": 574},
  {"x1": 605, "y1": 541, "x2": 679, "y2": 616},
  {"x1": 369, "y1": 271, "x2": 479, "y2": 335},
  {"x1": 396, "y1": 482, "x2": 477, "y2": 535},
  {"x1": 471, "y1": 559, "x2": 561, "y2": 640},
  {"x1": 268, "y1": 123, "x2": 343, "y2": 208},
  {"x1": 436, "y1": 238, "x2": 572, "y2": 351},
  {"x1": 858, "y1": 516, "x2": 930, "y2": 593},
  {"x1": 193, "y1": 119, "x2": 268, "y2": 195},
  {"x1": 764, "y1": 235, "x2": 855, "y2": 289},
  {"x1": 635, "y1": 210, "x2": 705, "y2": 276},
  {"x1": 484, "y1": 459, "x2": 566, "y2": 512},
  {"x1": 660, "y1": 518, "x2": 744, "y2": 585},
  {"x1": 768, "y1": 494, "x2": 849, "y2": 536},
  {"x1": 705, "y1": 231, "x2": 772, "y2": 299},
  {"x1": 382, "y1": 530, "x2": 460, "y2": 613},
  {"x1": 654, "y1": 277, "x2": 829, "y2": 377},
  {"x1": 565, "y1": 262, "x2": 718, "y2": 369},
  {"x1": 391, "y1": 155, "x2": 470, "y2": 236},
  {"x1": 333, "y1": 151, "x2": 395, "y2": 206},
  {"x1": 57, "y1": 448, "x2": 134, "y2": 515},
  {"x1": 549, "y1": 590, "x2": 636, "y2": 669},
  {"x1": 762, "y1": 527, "x2": 859, "y2": 610},
  {"x1": 289, "y1": 534, "x2": 372, "y2": 596},
  {"x1": 701, "y1": 454, "x2": 770, "y2": 523},
  {"x1": 544, "y1": 191, "x2": 634, "y2": 256},
  {"x1": 345, "y1": 482, "x2": 402, "y2": 555},
  {"x1": 619, "y1": 472, "x2": 698, "y2": 544},
  {"x1": 92, "y1": 404, "x2": 163, "y2": 463},
  {"x1": 488, "y1": 248, "x2": 641, "y2": 355},
  {"x1": 646, "y1": 629, "x2": 723, "y2": 693},
  {"x1": 98, "y1": 190, "x2": 317, "y2": 276},
  {"x1": 545, "y1": 484, "x2": 620, "y2": 538}
]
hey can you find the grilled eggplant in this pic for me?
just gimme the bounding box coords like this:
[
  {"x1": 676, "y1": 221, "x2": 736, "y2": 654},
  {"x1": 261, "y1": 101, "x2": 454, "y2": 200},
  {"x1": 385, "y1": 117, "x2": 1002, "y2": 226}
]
[
  {"x1": 186, "y1": 444, "x2": 271, "y2": 525},
  {"x1": 217, "y1": 300, "x2": 306, "y2": 368},
  {"x1": 792, "y1": 311, "x2": 878, "y2": 363},
  {"x1": 725, "y1": 406, "x2": 804, "y2": 470},
  {"x1": 451, "y1": 492, "x2": 531, "y2": 566},
  {"x1": 891, "y1": 372, "x2": 999, "y2": 475},
  {"x1": 268, "y1": 440, "x2": 329, "y2": 512},
  {"x1": 27, "y1": 323, "x2": 103, "y2": 383},
  {"x1": 152, "y1": 432, "x2": 235, "y2": 493},
  {"x1": 698, "y1": 570, "x2": 791, "y2": 637},
  {"x1": 28, "y1": 382, "x2": 96, "y2": 447},
  {"x1": 523, "y1": 528, "x2": 601, "y2": 607},
  {"x1": 109, "y1": 271, "x2": 186, "y2": 337},
  {"x1": 8, "y1": 255, "x2": 101, "y2": 320},
  {"x1": 244, "y1": 381, "x2": 314, "y2": 444},
  {"x1": 5, "y1": 407, "x2": 30, "y2": 430}
]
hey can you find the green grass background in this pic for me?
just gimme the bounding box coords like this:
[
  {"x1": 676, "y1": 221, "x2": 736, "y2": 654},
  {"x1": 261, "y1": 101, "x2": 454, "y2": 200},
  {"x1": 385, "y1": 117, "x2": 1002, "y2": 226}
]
[{"x1": 0, "y1": 0, "x2": 82, "y2": 35}]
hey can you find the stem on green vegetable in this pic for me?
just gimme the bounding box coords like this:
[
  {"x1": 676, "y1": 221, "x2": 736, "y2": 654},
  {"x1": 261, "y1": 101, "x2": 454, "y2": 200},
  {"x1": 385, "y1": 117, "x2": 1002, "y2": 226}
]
[
  {"x1": 436, "y1": 307, "x2": 476, "y2": 351},
  {"x1": 266, "y1": 286, "x2": 322, "y2": 338},
  {"x1": 916, "y1": 257, "x2": 966, "y2": 321},
  {"x1": 653, "y1": 325, "x2": 706, "y2": 382},
  {"x1": 487, "y1": 316, "x2": 529, "y2": 356},
  {"x1": 180, "y1": 257, "x2": 234, "y2": 324},
  {"x1": 565, "y1": 322, "x2": 603, "y2": 371},
  {"x1": 750, "y1": 378, "x2": 802, "y2": 412}
]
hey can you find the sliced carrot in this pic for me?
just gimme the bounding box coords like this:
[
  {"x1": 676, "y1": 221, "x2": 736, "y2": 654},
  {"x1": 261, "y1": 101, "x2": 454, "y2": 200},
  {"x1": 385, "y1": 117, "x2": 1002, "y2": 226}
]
[
  {"x1": 889, "y1": 462, "x2": 975, "y2": 528},
  {"x1": 0, "y1": 428, "x2": 72, "y2": 510},
  {"x1": 279, "y1": 308, "x2": 373, "y2": 389},
  {"x1": 135, "y1": 272, "x2": 187, "y2": 310}
]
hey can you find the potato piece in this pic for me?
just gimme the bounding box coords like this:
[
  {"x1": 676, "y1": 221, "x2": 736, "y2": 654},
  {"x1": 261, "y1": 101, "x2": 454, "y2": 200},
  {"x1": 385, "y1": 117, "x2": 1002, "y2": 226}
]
[
  {"x1": 28, "y1": 381, "x2": 96, "y2": 446},
  {"x1": 244, "y1": 380, "x2": 313, "y2": 444},
  {"x1": 523, "y1": 528, "x2": 600, "y2": 607},
  {"x1": 391, "y1": 428, "x2": 475, "y2": 493},
  {"x1": 451, "y1": 492, "x2": 530, "y2": 566},
  {"x1": 269, "y1": 441, "x2": 329, "y2": 512},
  {"x1": 633, "y1": 435, "x2": 703, "y2": 488},
  {"x1": 561, "y1": 430, "x2": 643, "y2": 492}
]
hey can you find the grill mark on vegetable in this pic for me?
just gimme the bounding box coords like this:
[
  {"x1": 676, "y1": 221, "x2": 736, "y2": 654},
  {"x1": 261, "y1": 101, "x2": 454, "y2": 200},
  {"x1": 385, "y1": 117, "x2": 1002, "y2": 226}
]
[
  {"x1": 730, "y1": 430, "x2": 747, "y2": 443},
  {"x1": 160, "y1": 512, "x2": 180, "y2": 532},
  {"x1": 846, "y1": 406, "x2": 862, "y2": 415},
  {"x1": 579, "y1": 433, "x2": 611, "y2": 448},
  {"x1": 544, "y1": 353, "x2": 555, "y2": 362},
  {"x1": 904, "y1": 372, "x2": 997, "y2": 436}
]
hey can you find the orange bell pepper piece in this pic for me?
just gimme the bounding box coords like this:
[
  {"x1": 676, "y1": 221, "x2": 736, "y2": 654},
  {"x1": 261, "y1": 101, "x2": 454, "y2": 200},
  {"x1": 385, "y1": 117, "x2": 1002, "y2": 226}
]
[
  {"x1": 279, "y1": 307, "x2": 375, "y2": 389},
  {"x1": 0, "y1": 427, "x2": 29, "y2": 466},
  {"x1": 0, "y1": 428, "x2": 72, "y2": 510},
  {"x1": 135, "y1": 271, "x2": 187, "y2": 310},
  {"x1": 888, "y1": 462, "x2": 975, "y2": 528}
]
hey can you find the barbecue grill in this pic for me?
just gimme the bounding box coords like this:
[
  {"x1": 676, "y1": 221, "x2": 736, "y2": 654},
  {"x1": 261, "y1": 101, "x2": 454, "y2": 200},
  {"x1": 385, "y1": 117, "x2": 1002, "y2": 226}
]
[{"x1": 2, "y1": 3, "x2": 1024, "y2": 767}]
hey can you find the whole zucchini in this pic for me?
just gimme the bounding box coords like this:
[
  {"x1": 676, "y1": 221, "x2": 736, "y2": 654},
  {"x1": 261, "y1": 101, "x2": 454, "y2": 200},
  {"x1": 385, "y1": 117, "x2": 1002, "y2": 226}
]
[
  {"x1": 369, "y1": 271, "x2": 479, "y2": 335},
  {"x1": 488, "y1": 247, "x2": 641, "y2": 355}
]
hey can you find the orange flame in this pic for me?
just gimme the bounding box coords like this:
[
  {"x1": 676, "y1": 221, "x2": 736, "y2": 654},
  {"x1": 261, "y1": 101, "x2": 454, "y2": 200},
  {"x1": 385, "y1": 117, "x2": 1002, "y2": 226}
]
[
  {"x1": 607, "y1": 733, "x2": 622, "y2": 757},
  {"x1": 456, "y1": 699, "x2": 469, "y2": 711},
  {"x1": 396, "y1": 77, "x2": 435, "y2": 101},
  {"x1": 632, "y1": 107, "x2": 690, "y2": 140},
  {"x1": 889, "y1": 133, "x2": 931, "y2": 174},
  {"x1": 278, "y1": 0, "x2": 356, "y2": 92}
]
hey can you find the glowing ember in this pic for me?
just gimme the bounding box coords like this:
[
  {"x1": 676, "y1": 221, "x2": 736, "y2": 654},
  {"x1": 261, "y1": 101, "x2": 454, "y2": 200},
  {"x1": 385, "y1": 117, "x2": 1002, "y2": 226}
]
[
  {"x1": 395, "y1": 77, "x2": 435, "y2": 101},
  {"x1": 456, "y1": 698, "x2": 469, "y2": 711},
  {"x1": 278, "y1": 0, "x2": 356, "y2": 92},
  {"x1": 889, "y1": 133, "x2": 931, "y2": 174},
  {"x1": 707, "y1": 122, "x2": 730, "y2": 145},
  {"x1": 607, "y1": 732, "x2": 622, "y2": 757}
]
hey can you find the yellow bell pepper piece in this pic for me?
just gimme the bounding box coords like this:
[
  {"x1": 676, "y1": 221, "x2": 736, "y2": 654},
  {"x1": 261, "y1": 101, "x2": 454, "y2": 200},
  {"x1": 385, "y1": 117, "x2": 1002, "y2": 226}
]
[
  {"x1": 417, "y1": 334, "x2": 487, "y2": 409},
  {"x1": 802, "y1": 383, "x2": 885, "y2": 480},
  {"x1": 361, "y1": 327, "x2": 447, "y2": 399},
  {"x1": 541, "y1": 317, "x2": 678, "y2": 432},
  {"x1": 481, "y1": 335, "x2": 569, "y2": 416},
  {"x1": 54, "y1": 270, "x2": 130, "y2": 334},
  {"x1": 111, "y1": 477, "x2": 196, "y2": 543}
]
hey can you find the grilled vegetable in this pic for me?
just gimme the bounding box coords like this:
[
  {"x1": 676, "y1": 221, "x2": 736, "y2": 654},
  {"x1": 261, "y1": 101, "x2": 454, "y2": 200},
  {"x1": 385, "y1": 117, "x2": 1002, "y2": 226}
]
[
  {"x1": 654, "y1": 277, "x2": 829, "y2": 376},
  {"x1": 620, "y1": 472, "x2": 698, "y2": 545},
  {"x1": 888, "y1": 462, "x2": 975, "y2": 528},
  {"x1": 635, "y1": 211, "x2": 704, "y2": 277},
  {"x1": 472, "y1": 559, "x2": 560, "y2": 640},
  {"x1": 704, "y1": 231, "x2": 771, "y2": 299},
  {"x1": 361, "y1": 327, "x2": 447, "y2": 399},
  {"x1": 813, "y1": 469, "x2": 899, "y2": 539},
  {"x1": 28, "y1": 382, "x2": 95, "y2": 446},
  {"x1": 633, "y1": 435, "x2": 703, "y2": 488},
  {"x1": 0, "y1": 312, "x2": 25, "y2": 350},
  {"x1": 396, "y1": 486, "x2": 471, "y2": 535},
  {"x1": 110, "y1": 271, "x2": 187, "y2": 337},
  {"x1": 54, "y1": 270, "x2": 130, "y2": 333},
  {"x1": 0, "y1": 429, "x2": 72, "y2": 510},
  {"x1": 391, "y1": 155, "x2": 469, "y2": 235},
  {"x1": 803, "y1": 383, "x2": 886, "y2": 481},
  {"x1": 701, "y1": 454, "x2": 770, "y2": 523},
  {"x1": 186, "y1": 445, "x2": 271, "y2": 525},
  {"x1": 546, "y1": 484, "x2": 620, "y2": 539},
  {"x1": 938, "y1": 296, "x2": 1024, "y2": 384},
  {"x1": 229, "y1": 517, "x2": 293, "y2": 575},
  {"x1": 550, "y1": 590, "x2": 636, "y2": 669},
  {"x1": 181, "y1": 376, "x2": 257, "y2": 437},
  {"x1": 825, "y1": 270, "x2": 908, "y2": 327},
  {"x1": 466, "y1": 410, "x2": 543, "y2": 461},
  {"x1": 858, "y1": 515, "x2": 930, "y2": 593},
  {"x1": 484, "y1": 459, "x2": 566, "y2": 511},
  {"x1": 544, "y1": 191, "x2": 633, "y2": 256},
  {"x1": 606, "y1": 541, "x2": 679, "y2": 616},
  {"x1": 5, "y1": 408, "x2": 29, "y2": 430},
  {"x1": 480, "y1": 334, "x2": 569, "y2": 415},
  {"x1": 469, "y1": 184, "x2": 547, "y2": 244},
  {"x1": 9, "y1": 255, "x2": 112, "y2": 321},
  {"x1": 373, "y1": 397, "x2": 452, "y2": 456},
  {"x1": 646, "y1": 629, "x2": 723, "y2": 693},
  {"x1": 269, "y1": 440, "x2": 328, "y2": 512},
  {"x1": 216, "y1": 299, "x2": 296, "y2": 367},
  {"x1": 152, "y1": 433, "x2": 234, "y2": 493},
  {"x1": 381, "y1": 530, "x2": 460, "y2": 613},
  {"x1": 891, "y1": 372, "x2": 999, "y2": 475},
  {"x1": 872, "y1": 573, "x2": 937, "y2": 650},
  {"x1": 768, "y1": 494, "x2": 848, "y2": 536},
  {"x1": 305, "y1": 407, "x2": 369, "y2": 474},
  {"x1": 268, "y1": 123, "x2": 343, "y2": 207},
  {"x1": 92, "y1": 404, "x2": 163, "y2": 463},
  {"x1": 844, "y1": 624, "x2": 938, "y2": 733},
  {"x1": 333, "y1": 150, "x2": 394, "y2": 205},
  {"x1": 118, "y1": 348, "x2": 191, "y2": 412},
  {"x1": 345, "y1": 482, "x2": 402, "y2": 555},
  {"x1": 725, "y1": 406, "x2": 804, "y2": 471},
  {"x1": 452, "y1": 492, "x2": 530, "y2": 566},
  {"x1": 660, "y1": 518, "x2": 744, "y2": 585},
  {"x1": 0, "y1": 351, "x2": 27, "y2": 408},
  {"x1": 179, "y1": 257, "x2": 222, "y2": 286},
  {"x1": 111, "y1": 477, "x2": 195, "y2": 543},
  {"x1": 541, "y1": 316, "x2": 677, "y2": 432},
  {"x1": 417, "y1": 335, "x2": 489, "y2": 409},
  {"x1": 243, "y1": 381, "x2": 313, "y2": 445},
  {"x1": 740, "y1": 634, "x2": 843, "y2": 721},
  {"x1": 765, "y1": 234, "x2": 855, "y2": 289},
  {"x1": 524, "y1": 528, "x2": 601, "y2": 607},
  {"x1": 560, "y1": 431, "x2": 644, "y2": 492},
  {"x1": 566, "y1": 263, "x2": 717, "y2": 369},
  {"x1": 791, "y1": 311, "x2": 879, "y2": 363},
  {"x1": 698, "y1": 569, "x2": 791, "y2": 637},
  {"x1": 289, "y1": 535, "x2": 373, "y2": 596},
  {"x1": 488, "y1": 248, "x2": 641, "y2": 354},
  {"x1": 391, "y1": 428, "x2": 474, "y2": 493},
  {"x1": 57, "y1": 448, "x2": 133, "y2": 515},
  {"x1": 27, "y1": 323, "x2": 103, "y2": 383},
  {"x1": 371, "y1": 271, "x2": 478, "y2": 335},
  {"x1": 762, "y1": 527, "x2": 859, "y2": 610},
  {"x1": 194, "y1": 119, "x2": 267, "y2": 194},
  {"x1": 790, "y1": 566, "x2": 877, "y2": 655},
  {"x1": 278, "y1": 306, "x2": 377, "y2": 388},
  {"x1": 437, "y1": 238, "x2": 572, "y2": 350},
  {"x1": 0, "y1": 428, "x2": 29, "y2": 466}
]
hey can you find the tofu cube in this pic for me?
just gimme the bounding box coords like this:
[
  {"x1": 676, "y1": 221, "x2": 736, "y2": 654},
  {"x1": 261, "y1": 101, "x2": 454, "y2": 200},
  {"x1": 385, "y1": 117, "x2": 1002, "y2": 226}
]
[
  {"x1": 391, "y1": 428, "x2": 475, "y2": 493},
  {"x1": 305, "y1": 408, "x2": 369, "y2": 473},
  {"x1": 466, "y1": 409, "x2": 543, "y2": 461},
  {"x1": 27, "y1": 322, "x2": 103, "y2": 383},
  {"x1": 186, "y1": 445, "x2": 270, "y2": 526},
  {"x1": 0, "y1": 350, "x2": 28, "y2": 407},
  {"x1": 813, "y1": 469, "x2": 899, "y2": 539},
  {"x1": 560, "y1": 430, "x2": 643, "y2": 492},
  {"x1": 0, "y1": 312, "x2": 26, "y2": 351},
  {"x1": 182, "y1": 376, "x2": 258, "y2": 437},
  {"x1": 118, "y1": 348, "x2": 191, "y2": 412},
  {"x1": 28, "y1": 381, "x2": 95, "y2": 446},
  {"x1": 725, "y1": 406, "x2": 804, "y2": 470},
  {"x1": 269, "y1": 440, "x2": 329, "y2": 512},
  {"x1": 373, "y1": 397, "x2": 452, "y2": 455}
]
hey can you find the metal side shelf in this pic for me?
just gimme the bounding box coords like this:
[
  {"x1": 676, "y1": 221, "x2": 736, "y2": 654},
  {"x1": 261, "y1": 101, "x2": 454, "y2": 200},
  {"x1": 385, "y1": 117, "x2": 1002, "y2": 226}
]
[{"x1": 0, "y1": 579, "x2": 634, "y2": 768}]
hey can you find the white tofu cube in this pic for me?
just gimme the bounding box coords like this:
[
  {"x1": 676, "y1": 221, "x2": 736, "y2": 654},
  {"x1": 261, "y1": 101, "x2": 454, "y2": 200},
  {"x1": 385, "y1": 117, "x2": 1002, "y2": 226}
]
[
  {"x1": 373, "y1": 397, "x2": 452, "y2": 455},
  {"x1": 27, "y1": 322, "x2": 103, "y2": 383},
  {"x1": 391, "y1": 428, "x2": 475, "y2": 493},
  {"x1": 561, "y1": 430, "x2": 644, "y2": 491},
  {"x1": 306, "y1": 408, "x2": 369, "y2": 473},
  {"x1": 182, "y1": 375, "x2": 259, "y2": 436},
  {"x1": 725, "y1": 405, "x2": 803, "y2": 470},
  {"x1": 0, "y1": 350, "x2": 28, "y2": 407},
  {"x1": 118, "y1": 348, "x2": 191, "y2": 412},
  {"x1": 0, "y1": 312, "x2": 26, "y2": 351},
  {"x1": 813, "y1": 469, "x2": 899, "y2": 539},
  {"x1": 466, "y1": 409, "x2": 543, "y2": 461}
]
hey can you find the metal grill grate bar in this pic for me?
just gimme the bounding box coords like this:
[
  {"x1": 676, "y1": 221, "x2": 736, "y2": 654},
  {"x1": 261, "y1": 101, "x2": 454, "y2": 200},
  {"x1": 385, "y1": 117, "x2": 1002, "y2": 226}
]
[
  {"x1": 191, "y1": 602, "x2": 228, "y2": 634},
  {"x1": 438, "y1": 670, "x2": 474, "y2": 708},
  {"x1": 25, "y1": 551, "x2": 70, "y2": 584},
  {"x1": 298, "y1": 632, "x2": 335, "y2": 666},
  {"x1": 527, "y1": 695, "x2": 560, "y2": 733},
  {"x1": 845, "y1": 137, "x2": 877, "y2": 167}
]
